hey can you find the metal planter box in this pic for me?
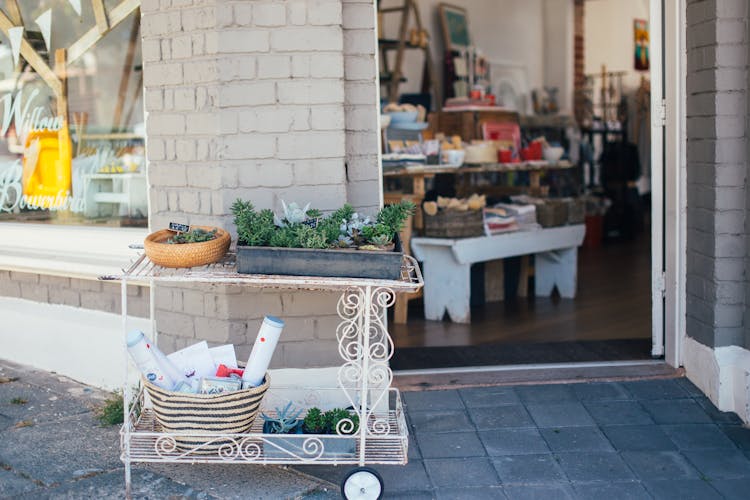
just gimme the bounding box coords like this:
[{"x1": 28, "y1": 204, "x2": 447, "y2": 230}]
[
  {"x1": 237, "y1": 236, "x2": 403, "y2": 280},
  {"x1": 263, "y1": 435, "x2": 357, "y2": 459}
]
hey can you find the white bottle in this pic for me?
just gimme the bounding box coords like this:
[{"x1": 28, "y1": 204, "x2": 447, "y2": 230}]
[
  {"x1": 242, "y1": 316, "x2": 284, "y2": 387},
  {"x1": 126, "y1": 330, "x2": 177, "y2": 390}
]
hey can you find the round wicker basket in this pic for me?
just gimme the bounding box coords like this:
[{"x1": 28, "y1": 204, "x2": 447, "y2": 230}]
[
  {"x1": 144, "y1": 226, "x2": 231, "y2": 268},
  {"x1": 144, "y1": 373, "x2": 270, "y2": 453}
]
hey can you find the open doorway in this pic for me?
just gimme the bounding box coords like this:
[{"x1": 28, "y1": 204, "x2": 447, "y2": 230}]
[{"x1": 378, "y1": 0, "x2": 658, "y2": 370}]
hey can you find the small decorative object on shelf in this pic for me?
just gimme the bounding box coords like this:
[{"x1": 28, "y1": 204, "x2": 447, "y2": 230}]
[
  {"x1": 144, "y1": 224, "x2": 230, "y2": 268},
  {"x1": 232, "y1": 199, "x2": 415, "y2": 279}
]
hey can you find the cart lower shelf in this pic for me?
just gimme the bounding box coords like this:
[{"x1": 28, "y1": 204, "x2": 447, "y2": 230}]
[{"x1": 122, "y1": 389, "x2": 409, "y2": 466}]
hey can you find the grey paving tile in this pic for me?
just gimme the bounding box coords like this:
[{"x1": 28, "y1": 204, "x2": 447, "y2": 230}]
[
  {"x1": 502, "y1": 484, "x2": 575, "y2": 499},
  {"x1": 643, "y1": 479, "x2": 723, "y2": 500},
  {"x1": 554, "y1": 452, "x2": 635, "y2": 482},
  {"x1": 683, "y1": 449, "x2": 750, "y2": 480},
  {"x1": 711, "y1": 478, "x2": 750, "y2": 500},
  {"x1": 641, "y1": 399, "x2": 713, "y2": 424},
  {"x1": 404, "y1": 390, "x2": 464, "y2": 411},
  {"x1": 661, "y1": 424, "x2": 736, "y2": 450},
  {"x1": 622, "y1": 379, "x2": 690, "y2": 400},
  {"x1": 674, "y1": 377, "x2": 707, "y2": 398},
  {"x1": 459, "y1": 386, "x2": 519, "y2": 407},
  {"x1": 721, "y1": 425, "x2": 750, "y2": 450},
  {"x1": 540, "y1": 426, "x2": 613, "y2": 452},
  {"x1": 572, "y1": 382, "x2": 631, "y2": 401},
  {"x1": 375, "y1": 461, "x2": 433, "y2": 493},
  {"x1": 388, "y1": 492, "x2": 436, "y2": 500},
  {"x1": 436, "y1": 486, "x2": 505, "y2": 499},
  {"x1": 424, "y1": 457, "x2": 499, "y2": 488},
  {"x1": 583, "y1": 400, "x2": 654, "y2": 425},
  {"x1": 572, "y1": 481, "x2": 651, "y2": 500},
  {"x1": 525, "y1": 402, "x2": 595, "y2": 428},
  {"x1": 515, "y1": 384, "x2": 576, "y2": 403},
  {"x1": 696, "y1": 397, "x2": 743, "y2": 424},
  {"x1": 621, "y1": 451, "x2": 699, "y2": 481},
  {"x1": 409, "y1": 410, "x2": 473, "y2": 433},
  {"x1": 601, "y1": 425, "x2": 676, "y2": 451},
  {"x1": 467, "y1": 404, "x2": 535, "y2": 430},
  {"x1": 408, "y1": 434, "x2": 421, "y2": 460},
  {"x1": 478, "y1": 428, "x2": 550, "y2": 456},
  {"x1": 492, "y1": 454, "x2": 566, "y2": 484},
  {"x1": 415, "y1": 431, "x2": 486, "y2": 458}
]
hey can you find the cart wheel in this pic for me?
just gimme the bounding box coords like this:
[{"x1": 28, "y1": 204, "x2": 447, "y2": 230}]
[{"x1": 341, "y1": 467, "x2": 384, "y2": 500}]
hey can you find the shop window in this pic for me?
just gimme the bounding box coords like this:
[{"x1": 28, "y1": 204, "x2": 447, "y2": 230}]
[{"x1": 0, "y1": 1, "x2": 145, "y2": 227}]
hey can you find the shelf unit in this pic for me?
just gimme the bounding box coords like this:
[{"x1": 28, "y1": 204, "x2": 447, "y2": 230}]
[
  {"x1": 377, "y1": 0, "x2": 439, "y2": 108},
  {"x1": 104, "y1": 251, "x2": 423, "y2": 498}
]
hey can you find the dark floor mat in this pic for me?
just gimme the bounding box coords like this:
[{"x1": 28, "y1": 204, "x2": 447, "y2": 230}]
[{"x1": 391, "y1": 338, "x2": 653, "y2": 370}]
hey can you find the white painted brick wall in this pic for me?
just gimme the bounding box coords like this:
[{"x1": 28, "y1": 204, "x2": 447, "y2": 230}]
[{"x1": 143, "y1": 0, "x2": 383, "y2": 368}]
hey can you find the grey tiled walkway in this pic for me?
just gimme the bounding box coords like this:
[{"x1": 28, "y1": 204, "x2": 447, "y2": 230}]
[{"x1": 298, "y1": 378, "x2": 750, "y2": 499}]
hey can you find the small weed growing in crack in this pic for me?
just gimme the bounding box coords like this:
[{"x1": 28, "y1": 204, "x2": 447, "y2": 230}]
[
  {"x1": 96, "y1": 392, "x2": 124, "y2": 426},
  {"x1": 10, "y1": 397, "x2": 28, "y2": 405}
]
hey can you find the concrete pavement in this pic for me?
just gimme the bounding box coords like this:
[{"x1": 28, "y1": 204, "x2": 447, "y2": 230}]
[{"x1": 2, "y1": 358, "x2": 750, "y2": 499}]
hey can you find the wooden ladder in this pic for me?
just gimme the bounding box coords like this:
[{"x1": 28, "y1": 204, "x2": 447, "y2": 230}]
[{"x1": 378, "y1": 0, "x2": 440, "y2": 110}]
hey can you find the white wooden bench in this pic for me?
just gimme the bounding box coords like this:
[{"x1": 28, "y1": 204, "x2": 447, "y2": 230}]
[{"x1": 410, "y1": 225, "x2": 586, "y2": 323}]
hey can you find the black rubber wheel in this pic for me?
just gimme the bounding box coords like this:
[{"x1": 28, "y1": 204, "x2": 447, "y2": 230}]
[{"x1": 341, "y1": 466, "x2": 384, "y2": 500}]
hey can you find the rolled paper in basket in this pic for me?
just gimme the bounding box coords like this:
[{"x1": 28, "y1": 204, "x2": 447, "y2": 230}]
[
  {"x1": 127, "y1": 330, "x2": 178, "y2": 390},
  {"x1": 242, "y1": 316, "x2": 284, "y2": 387}
]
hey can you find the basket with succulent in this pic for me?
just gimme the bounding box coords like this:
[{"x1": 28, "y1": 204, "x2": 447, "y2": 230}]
[
  {"x1": 260, "y1": 403, "x2": 359, "y2": 458},
  {"x1": 144, "y1": 225, "x2": 231, "y2": 268},
  {"x1": 232, "y1": 199, "x2": 414, "y2": 279}
]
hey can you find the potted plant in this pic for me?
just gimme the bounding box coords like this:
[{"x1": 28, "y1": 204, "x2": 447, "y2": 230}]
[
  {"x1": 144, "y1": 225, "x2": 231, "y2": 268},
  {"x1": 260, "y1": 405, "x2": 360, "y2": 458},
  {"x1": 231, "y1": 200, "x2": 415, "y2": 280}
]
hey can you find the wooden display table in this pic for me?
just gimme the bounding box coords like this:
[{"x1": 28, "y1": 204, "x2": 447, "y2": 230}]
[{"x1": 410, "y1": 225, "x2": 586, "y2": 323}]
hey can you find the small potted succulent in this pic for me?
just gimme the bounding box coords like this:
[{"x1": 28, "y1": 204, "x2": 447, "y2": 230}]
[
  {"x1": 232, "y1": 200, "x2": 414, "y2": 279},
  {"x1": 260, "y1": 402, "x2": 305, "y2": 459},
  {"x1": 303, "y1": 407, "x2": 359, "y2": 457},
  {"x1": 144, "y1": 225, "x2": 231, "y2": 268}
]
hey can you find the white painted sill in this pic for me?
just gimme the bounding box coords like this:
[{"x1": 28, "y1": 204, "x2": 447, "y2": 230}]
[{"x1": 0, "y1": 222, "x2": 147, "y2": 280}]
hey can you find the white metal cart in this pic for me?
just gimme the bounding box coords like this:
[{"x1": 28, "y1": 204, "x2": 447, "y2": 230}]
[{"x1": 105, "y1": 251, "x2": 423, "y2": 499}]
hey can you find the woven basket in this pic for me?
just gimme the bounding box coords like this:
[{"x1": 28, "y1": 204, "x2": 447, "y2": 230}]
[
  {"x1": 536, "y1": 200, "x2": 569, "y2": 228},
  {"x1": 144, "y1": 226, "x2": 230, "y2": 268},
  {"x1": 144, "y1": 373, "x2": 270, "y2": 453},
  {"x1": 424, "y1": 209, "x2": 485, "y2": 238}
]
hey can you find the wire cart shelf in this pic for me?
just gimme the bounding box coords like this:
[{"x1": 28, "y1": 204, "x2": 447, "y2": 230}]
[{"x1": 105, "y1": 251, "x2": 423, "y2": 498}]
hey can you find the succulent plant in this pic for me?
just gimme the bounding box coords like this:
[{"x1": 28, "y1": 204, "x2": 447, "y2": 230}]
[
  {"x1": 166, "y1": 228, "x2": 217, "y2": 244},
  {"x1": 275, "y1": 200, "x2": 311, "y2": 227},
  {"x1": 261, "y1": 402, "x2": 304, "y2": 434}
]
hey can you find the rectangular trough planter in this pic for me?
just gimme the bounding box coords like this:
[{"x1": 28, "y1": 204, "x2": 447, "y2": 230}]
[
  {"x1": 237, "y1": 236, "x2": 403, "y2": 280},
  {"x1": 262, "y1": 434, "x2": 357, "y2": 459}
]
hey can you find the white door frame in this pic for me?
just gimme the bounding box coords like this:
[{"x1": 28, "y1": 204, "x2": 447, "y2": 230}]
[
  {"x1": 662, "y1": 0, "x2": 687, "y2": 368},
  {"x1": 650, "y1": 0, "x2": 666, "y2": 359}
]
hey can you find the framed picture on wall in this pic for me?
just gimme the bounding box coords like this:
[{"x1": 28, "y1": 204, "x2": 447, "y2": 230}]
[
  {"x1": 439, "y1": 4, "x2": 470, "y2": 51},
  {"x1": 634, "y1": 19, "x2": 649, "y2": 70}
]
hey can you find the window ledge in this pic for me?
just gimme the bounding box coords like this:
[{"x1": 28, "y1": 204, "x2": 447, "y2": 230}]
[{"x1": 0, "y1": 223, "x2": 147, "y2": 280}]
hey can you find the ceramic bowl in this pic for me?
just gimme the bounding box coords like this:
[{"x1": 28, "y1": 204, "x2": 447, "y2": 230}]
[
  {"x1": 386, "y1": 111, "x2": 419, "y2": 123},
  {"x1": 543, "y1": 146, "x2": 565, "y2": 162}
]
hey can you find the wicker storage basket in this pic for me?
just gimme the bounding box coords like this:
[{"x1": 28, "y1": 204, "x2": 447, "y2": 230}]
[
  {"x1": 144, "y1": 226, "x2": 231, "y2": 268},
  {"x1": 424, "y1": 209, "x2": 485, "y2": 238},
  {"x1": 535, "y1": 200, "x2": 569, "y2": 228},
  {"x1": 144, "y1": 373, "x2": 270, "y2": 452},
  {"x1": 567, "y1": 198, "x2": 586, "y2": 224}
]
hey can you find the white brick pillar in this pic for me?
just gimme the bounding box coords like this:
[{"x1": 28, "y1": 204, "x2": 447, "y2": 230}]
[{"x1": 141, "y1": 0, "x2": 380, "y2": 368}]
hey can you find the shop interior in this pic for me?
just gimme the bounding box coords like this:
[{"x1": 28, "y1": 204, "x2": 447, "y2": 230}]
[{"x1": 379, "y1": 0, "x2": 654, "y2": 369}]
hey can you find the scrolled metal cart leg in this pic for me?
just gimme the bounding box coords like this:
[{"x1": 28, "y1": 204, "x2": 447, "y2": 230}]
[{"x1": 122, "y1": 279, "x2": 133, "y2": 499}]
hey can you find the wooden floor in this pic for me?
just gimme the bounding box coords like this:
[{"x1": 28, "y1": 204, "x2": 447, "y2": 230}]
[{"x1": 392, "y1": 232, "x2": 652, "y2": 349}]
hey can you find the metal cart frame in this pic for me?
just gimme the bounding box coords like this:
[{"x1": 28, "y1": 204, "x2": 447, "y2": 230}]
[{"x1": 105, "y1": 252, "x2": 423, "y2": 498}]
